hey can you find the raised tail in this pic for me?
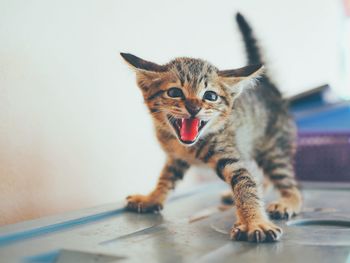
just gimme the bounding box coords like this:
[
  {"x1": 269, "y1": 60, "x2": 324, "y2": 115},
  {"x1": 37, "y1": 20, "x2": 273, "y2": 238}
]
[
  {"x1": 235, "y1": 12, "x2": 283, "y2": 98},
  {"x1": 235, "y1": 12, "x2": 263, "y2": 65}
]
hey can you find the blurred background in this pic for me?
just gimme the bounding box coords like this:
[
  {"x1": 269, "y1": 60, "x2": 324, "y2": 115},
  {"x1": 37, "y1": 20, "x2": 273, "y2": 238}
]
[{"x1": 0, "y1": 0, "x2": 349, "y2": 226}]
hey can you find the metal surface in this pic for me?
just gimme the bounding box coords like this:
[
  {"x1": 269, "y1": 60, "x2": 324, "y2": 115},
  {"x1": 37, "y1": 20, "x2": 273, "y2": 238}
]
[{"x1": 1, "y1": 182, "x2": 350, "y2": 263}]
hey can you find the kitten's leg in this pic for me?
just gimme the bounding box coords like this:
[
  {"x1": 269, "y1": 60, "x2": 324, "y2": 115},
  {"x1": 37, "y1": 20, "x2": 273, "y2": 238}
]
[
  {"x1": 213, "y1": 158, "x2": 282, "y2": 242},
  {"x1": 126, "y1": 158, "x2": 189, "y2": 213},
  {"x1": 263, "y1": 155, "x2": 302, "y2": 219},
  {"x1": 221, "y1": 169, "x2": 269, "y2": 205}
]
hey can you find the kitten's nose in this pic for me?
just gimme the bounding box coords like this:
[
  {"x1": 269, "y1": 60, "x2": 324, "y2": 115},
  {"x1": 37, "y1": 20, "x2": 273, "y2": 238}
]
[{"x1": 185, "y1": 101, "x2": 201, "y2": 117}]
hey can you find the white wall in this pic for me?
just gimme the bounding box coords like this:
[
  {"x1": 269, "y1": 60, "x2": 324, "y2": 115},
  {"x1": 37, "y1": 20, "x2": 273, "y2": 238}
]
[{"x1": 0, "y1": 0, "x2": 344, "y2": 225}]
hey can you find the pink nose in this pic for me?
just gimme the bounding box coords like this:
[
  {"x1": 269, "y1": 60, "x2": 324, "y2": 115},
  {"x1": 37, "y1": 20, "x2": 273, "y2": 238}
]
[{"x1": 185, "y1": 101, "x2": 201, "y2": 116}]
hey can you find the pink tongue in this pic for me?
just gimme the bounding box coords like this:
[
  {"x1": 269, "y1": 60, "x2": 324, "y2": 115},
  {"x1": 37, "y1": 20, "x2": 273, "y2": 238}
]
[{"x1": 180, "y1": 118, "x2": 200, "y2": 142}]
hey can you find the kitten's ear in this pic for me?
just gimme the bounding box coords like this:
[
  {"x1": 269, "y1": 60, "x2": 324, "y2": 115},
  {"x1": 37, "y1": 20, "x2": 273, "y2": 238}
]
[
  {"x1": 218, "y1": 64, "x2": 264, "y2": 86},
  {"x1": 120, "y1": 53, "x2": 167, "y2": 73},
  {"x1": 120, "y1": 53, "x2": 168, "y2": 92}
]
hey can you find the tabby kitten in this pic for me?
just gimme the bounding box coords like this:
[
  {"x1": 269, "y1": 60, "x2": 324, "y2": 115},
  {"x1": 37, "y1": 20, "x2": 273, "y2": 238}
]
[{"x1": 121, "y1": 13, "x2": 302, "y2": 242}]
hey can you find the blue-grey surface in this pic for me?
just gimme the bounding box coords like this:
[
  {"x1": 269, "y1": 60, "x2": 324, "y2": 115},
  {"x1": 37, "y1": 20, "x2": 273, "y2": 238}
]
[
  {"x1": 293, "y1": 102, "x2": 350, "y2": 132},
  {"x1": 0, "y1": 182, "x2": 350, "y2": 263}
]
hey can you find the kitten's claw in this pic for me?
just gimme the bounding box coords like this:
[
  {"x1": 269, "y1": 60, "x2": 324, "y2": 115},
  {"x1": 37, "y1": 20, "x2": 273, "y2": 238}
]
[
  {"x1": 266, "y1": 229, "x2": 278, "y2": 242},
  {"x1": 254, "y1": 230, "x2": 262, "y2": 242},
  {"x1": 126, "y1": 194, "x2": 163, "y2": 213},
  {"x1": 230, "y1": 228, "x2": 245, "y2": 241},
  {"x1": 230, "y1": 221, "x2": 282, "y2": 243},
  {"x1": 137, "y1": 203, "x2": 142, "y2": 213},
  {"x1": 267, "y1": 202, "x2": 297, "y2": 220}
]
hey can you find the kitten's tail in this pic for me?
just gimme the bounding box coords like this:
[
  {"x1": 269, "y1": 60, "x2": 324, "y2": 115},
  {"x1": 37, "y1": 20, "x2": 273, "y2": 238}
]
[
  {"x1": 235, "y1": 12, "x2": 283, "y2": 98},
  {"x1": 235, "y1": 12, "x2": 263, "y2": 65}
]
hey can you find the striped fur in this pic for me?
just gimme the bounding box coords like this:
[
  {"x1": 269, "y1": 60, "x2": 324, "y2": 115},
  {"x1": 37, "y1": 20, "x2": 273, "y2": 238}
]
[{"x1": 122, "y1": 13, "x2": 302, "y2": 243}]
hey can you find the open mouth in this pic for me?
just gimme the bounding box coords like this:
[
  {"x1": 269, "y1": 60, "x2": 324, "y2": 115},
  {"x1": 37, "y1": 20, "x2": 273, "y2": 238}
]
[{"x1": 167, "y1": 116, "x2": 208, "y2": 145}]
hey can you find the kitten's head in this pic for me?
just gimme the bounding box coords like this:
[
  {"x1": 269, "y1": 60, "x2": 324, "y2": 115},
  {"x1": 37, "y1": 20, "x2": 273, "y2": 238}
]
[{"x1": 121, "y1": 53, "x2": 263, "y2": 146}]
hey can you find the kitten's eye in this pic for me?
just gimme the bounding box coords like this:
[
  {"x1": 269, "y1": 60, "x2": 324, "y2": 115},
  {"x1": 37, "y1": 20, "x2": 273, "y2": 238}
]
[
  {"x1": 167, "y1": 87, "x2": 184, "y2": 98},
  {"x1": 203, "y1": 91, "x2": 218, "y2": 101}
]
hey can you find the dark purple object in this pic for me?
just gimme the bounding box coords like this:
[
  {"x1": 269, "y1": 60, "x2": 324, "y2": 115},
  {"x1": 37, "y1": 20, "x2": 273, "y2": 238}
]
[{"x1": 295, "y1": 132, "x2": 350, "y2": 182}]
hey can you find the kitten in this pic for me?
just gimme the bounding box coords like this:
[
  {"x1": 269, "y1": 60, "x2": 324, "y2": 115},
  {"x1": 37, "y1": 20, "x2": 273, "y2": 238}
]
[{"x1": 121, "y1": 13, "x2": 302, "y2": 243}]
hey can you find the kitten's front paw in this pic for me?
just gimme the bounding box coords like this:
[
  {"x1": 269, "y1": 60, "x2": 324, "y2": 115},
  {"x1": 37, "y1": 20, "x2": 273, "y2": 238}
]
[
  {"x1": 230, "y1": 220, "x2": 282, "y2": 242},
  {"x1": 126, "y1": 194, "x2": 163, "y2": 213},
  {"x1": 267, "y1": 201, "x2": 299, "y2": 220}
]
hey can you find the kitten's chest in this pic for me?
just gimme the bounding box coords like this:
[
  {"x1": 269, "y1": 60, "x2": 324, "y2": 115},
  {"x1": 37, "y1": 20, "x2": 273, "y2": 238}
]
[
  {"x1": 161, "y1": 139, "x2": 204, "y2": 165},
  {"x1": 235, "y1": 125, "x2": 255, "y2": 160}
]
